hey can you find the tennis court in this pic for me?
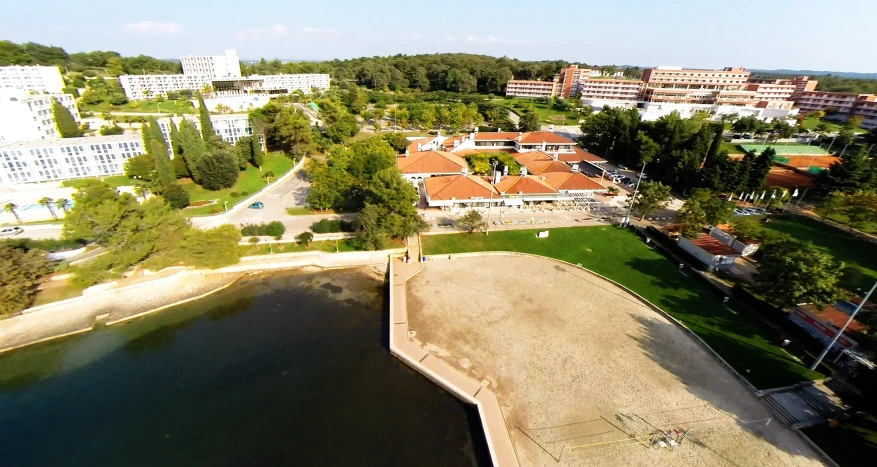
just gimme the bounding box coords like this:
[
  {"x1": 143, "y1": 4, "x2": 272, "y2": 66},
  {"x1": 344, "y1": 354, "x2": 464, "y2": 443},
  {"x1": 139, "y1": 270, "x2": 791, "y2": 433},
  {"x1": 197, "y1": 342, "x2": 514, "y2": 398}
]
[{"x1": 738, "y1": 144, "x2": 830, "y2": 156}]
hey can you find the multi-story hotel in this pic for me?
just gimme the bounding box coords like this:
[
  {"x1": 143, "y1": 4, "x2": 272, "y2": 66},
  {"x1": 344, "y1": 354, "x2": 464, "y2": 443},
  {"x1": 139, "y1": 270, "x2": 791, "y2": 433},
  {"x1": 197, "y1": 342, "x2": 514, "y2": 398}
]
[
  {"x1": 640, "y1": 66, "x2": 751, "y2": 104},
  {"x1": 180, "y1": 49, "x2": 242, "y2": 78},
  {"x1": 794, "y1": 91, "x2": 877, "y2": 129},
  {"x1": 119, "y1": 49, "x2": 330, "y2": 100},
  {"x1": 504, "y1": 80, "x2": 558, "y2": 98},
  {"x1": 748, "y1": 76, "x2": 817, "y2": 101},
  {"x1": 0, "y1": 65, "x2": 65, "y2": 94},
  {"x1": 0, "y1": 114, "x2": 256, "y2": 184},
  {"x1": 0, "y1": 89, "x2": 80, "y2": 143},
  {"x1": 578, "y1": 79, "x2": 644, "y2": 108}
]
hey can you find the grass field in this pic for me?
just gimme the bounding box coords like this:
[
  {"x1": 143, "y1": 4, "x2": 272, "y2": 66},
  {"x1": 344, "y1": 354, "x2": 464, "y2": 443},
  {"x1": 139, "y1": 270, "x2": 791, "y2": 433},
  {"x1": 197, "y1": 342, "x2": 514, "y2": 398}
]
[
  {"x1": 758, "y1": 216, "x2": 877, "y2": 291},
  {"x1": 739, "y1": 144, "x2": 830, "y2": 156},
  {"x1": 79, "y1": 99, "x2": 196, "y2": 115},
  {"x1": 181, "y1": 153, "x2": 295, "y2": 217},
  {"x1": 240, "y1": 239, "x2": 357, "y2": 255},
  {"x1": 422, "y1": 226, "x2": 826, "y2": 389},
  {"x1": 62, "y1": 175, "x2": 131, "y2": 188},
  {"x1": 799, "y1": 116, "x2": 867, "y2": 134},
  {"x1": 494, "y1": 97, "x2": 581, "y2": 126},
  {"x1": 819, "y1": 210, "x2": 877, "y2": 235},
  {"x1": 719, "y1": 141, "x2": 743, "y2": 154}
]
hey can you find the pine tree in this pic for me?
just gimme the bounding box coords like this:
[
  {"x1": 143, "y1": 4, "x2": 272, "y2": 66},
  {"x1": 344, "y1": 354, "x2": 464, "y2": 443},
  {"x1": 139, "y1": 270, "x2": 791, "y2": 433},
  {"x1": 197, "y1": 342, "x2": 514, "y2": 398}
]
[
  {"x1": 178, "y1": 120, "x2": 206, "y2": 182},
  {"x1": 251, "y1": 133, "x2": 264, "y2": 168},
  {"x1": 151, "y1": 140, "x2": 175, "y2": 187},
  {"x1": 197, "y1": 94, "x2": 215, "y2": 140},
  {"x1": 818, "y1": 147, "x2": 875, "y2": 193},
  {"x1": 747, "y1": 147, "x2": 775, "y2": 193},
  {"x1": 52, "y1": 98, "x2": 82, "y2": 138}
]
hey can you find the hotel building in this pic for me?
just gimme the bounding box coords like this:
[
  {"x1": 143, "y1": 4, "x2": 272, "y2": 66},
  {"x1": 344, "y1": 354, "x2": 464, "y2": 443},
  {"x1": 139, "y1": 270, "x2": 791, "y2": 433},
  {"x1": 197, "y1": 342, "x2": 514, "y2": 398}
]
[
  {"x1": 0, "y1": 89, "x2": 80, "y2": 143},
  {"x1": 504, "y1": 80, "x2": 558, "y2": 98},
  {"x1": 0, "y1": 65, "x2": 65, "y2": 94},
  {"x1": 180, "y1": 49, "x2": 242, "y2": 78}
]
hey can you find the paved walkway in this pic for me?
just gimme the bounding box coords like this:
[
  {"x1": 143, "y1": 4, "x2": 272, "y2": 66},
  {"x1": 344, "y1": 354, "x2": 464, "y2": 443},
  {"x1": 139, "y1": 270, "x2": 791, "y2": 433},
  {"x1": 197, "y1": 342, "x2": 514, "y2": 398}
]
[{"x1": 388, "y1": 236, "x2": 520, "y2": 467}]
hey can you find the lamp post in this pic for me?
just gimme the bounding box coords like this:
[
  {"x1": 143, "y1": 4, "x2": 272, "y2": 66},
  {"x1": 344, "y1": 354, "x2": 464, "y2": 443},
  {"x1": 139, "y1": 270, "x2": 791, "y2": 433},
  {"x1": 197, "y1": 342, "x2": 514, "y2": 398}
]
[
  {"x1": 486, "y1": 160, "x2": 498, "y2": 235},
  {"x1": 810, "y1": 280, "x2": 877, "y2": 370},
  {"x1": 223, "y1": 201, "x2": 228, "y2": 212},
  {"x1": 623, "y1": 162, "x2": 647, "y2": 224}
]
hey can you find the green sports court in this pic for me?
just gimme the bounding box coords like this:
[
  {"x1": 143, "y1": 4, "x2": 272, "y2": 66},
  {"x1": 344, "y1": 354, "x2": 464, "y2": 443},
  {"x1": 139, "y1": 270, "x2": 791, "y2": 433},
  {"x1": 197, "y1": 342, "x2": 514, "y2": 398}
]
[{"x1": 737, "y1": 144, "x2": 830, "y2": 156}]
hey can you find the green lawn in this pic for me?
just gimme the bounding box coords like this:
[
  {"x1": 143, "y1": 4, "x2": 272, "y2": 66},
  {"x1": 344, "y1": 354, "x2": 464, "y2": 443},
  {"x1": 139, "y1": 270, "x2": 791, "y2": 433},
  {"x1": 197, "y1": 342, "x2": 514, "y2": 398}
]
[
  {"x1": 719, "y1": 141, "x2": 742, "y2": 154},
  {"x1": 739, "y1": 144, "x2": 829, "y2": 156},
  {"x1": 799, "y1": 116, "x2": 867, "y2": 134},
  {"x1": 79, "y1": 99, "x2": 196, "y2": 115},
  {"x1": 62, "y1": 175, "x2": 131, "y2": 188},
  {"x1": 32, "y1": 282, "x2": 85, "y2": 307},
  {"x1": 817, "y1": 210, "x2": 877, "y2": 235},
  {"x1": 496, "y1": 97, "x2": 581, "y2": 126},
  {"x1": 181, "y1": 153, "x2": 296, "y2": 217},
  {"x1": 422, "y1": 226, "x2": 826, "y2": 389},
  {"x1": 758, "y1": 216, "x2": 877, "y2": 290},
  {"x1": 803, "y1": 413, "x2": 877, "y2": 467},
  {"x1": 240, "y1": 239, "x2": 357, "y2": 255}
]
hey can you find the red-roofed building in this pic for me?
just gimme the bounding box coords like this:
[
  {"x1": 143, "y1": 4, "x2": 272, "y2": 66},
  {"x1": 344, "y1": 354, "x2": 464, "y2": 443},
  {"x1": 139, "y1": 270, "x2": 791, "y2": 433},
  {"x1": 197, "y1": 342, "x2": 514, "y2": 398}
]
[
  {"x1": 422, "y1": 175, "x2": 500, "y2": 208},
  {"x1": 791, "y1": 303, "x2": 865, "y2": 351},
  {"x1": 396, "y1": 150, "x2": 470, "y2": 180},
  {"x1": 677, "y1": 233, "x2": 741, "y2": 270},
  {"x1": 512, "y1": 151, "x2": 572, "y2": 175}
]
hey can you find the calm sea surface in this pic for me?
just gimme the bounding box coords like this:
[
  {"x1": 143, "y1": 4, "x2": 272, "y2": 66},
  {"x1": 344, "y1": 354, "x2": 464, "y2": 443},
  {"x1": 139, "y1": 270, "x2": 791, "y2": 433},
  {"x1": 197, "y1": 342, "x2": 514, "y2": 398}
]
[{"x1": 0, "y1": 268, "x2": 489, "y2": 466}]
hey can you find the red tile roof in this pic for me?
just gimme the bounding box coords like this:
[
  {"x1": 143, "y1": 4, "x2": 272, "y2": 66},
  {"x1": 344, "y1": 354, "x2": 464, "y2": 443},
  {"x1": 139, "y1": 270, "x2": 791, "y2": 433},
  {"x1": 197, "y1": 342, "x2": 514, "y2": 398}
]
[
  {"x1": 472, "y1": 132, "x2": 520, "y2": 141},
  {"x1": 799, "y1": 304, "x2": 866, "y2": 333},
  {"x1": 556, "y1": 146, "x2": 606, "y2": 163},
  {"x1": 513, "y1": 151, "x2": 572, "y2": 175},
  {"x1": 396, "y1": 150, "x2": 469, "y2": 175},
  {"x1": 689, "y1": 234, "x2": 740, "y2": 256},
  {"x1": 494, "y1": 175, "x2": 557, "y2": 195},
  {"x1": 541, "y1": 172, "x2": 606, "y2": 191},
  {"x1": 423, "y1": 175, "x2": 498, "y2": 201},
  {"x1": 405, "y1": 137, "x2": 435, "y2": 154}
]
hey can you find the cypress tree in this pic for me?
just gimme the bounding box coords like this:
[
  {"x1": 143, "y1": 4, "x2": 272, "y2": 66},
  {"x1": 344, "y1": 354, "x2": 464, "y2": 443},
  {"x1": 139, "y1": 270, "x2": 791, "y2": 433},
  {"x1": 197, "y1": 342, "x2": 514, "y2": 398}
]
[
  {"x1": 168, "y1": 119, "x2": 183, "y2": 158},
  {"x1": 52, "y1": 98, "x2": 83, "y2": 138},
  {"x1": 251, "y1": 133, "x2": 264, "y2": 168},
  {"x1": 151, "y1": 140, "x2": 176, "y2": 187},
  {"x1": 178, "y1": 120, "x2": 207, "y2": 182},
  {"x1": 197, "y1": 94, "x2": 215, "y2": 140}
]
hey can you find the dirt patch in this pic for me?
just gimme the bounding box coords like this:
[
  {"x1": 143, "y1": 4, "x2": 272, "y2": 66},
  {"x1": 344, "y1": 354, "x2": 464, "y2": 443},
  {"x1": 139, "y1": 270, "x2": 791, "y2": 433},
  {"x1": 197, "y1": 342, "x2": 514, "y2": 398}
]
[
  {"x1": 407, "y1": 255, "x2": 823, "y2": 467},
  {"x1": 186, "y1": 200, "x2": 216, "y2": 208}
]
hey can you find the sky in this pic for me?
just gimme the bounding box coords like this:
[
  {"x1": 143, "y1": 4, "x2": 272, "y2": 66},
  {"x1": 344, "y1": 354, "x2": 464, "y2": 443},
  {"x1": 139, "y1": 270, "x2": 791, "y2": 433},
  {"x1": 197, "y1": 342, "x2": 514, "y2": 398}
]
[{"x1": 3, "y1": 0, "x2": 876, "y2": 72}]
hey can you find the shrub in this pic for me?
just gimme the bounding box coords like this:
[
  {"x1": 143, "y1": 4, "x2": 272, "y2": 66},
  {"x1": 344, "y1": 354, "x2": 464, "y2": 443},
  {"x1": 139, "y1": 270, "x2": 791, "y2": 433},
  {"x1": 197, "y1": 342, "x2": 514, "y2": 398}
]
[
  {"x1": 208, "y1": 206, "x2": 222, "y2": 214},
  {"x1": 240, "y1": 191, "x2": 249, "y2": 197},
  {"x1": 0, "y1": 238, "x2": 86, "y2": 253},
  {"x1": 230, "y1": 191, "x2": 240, "y2": 198},
  {"x1": 196, "y1": 152, "x2": 239, "y2": 190},
  {"x1": 241, "y1": 221, "x2": 285, "y2": 237},
  {"x1": 163, "y1": 183, "x2": 190, "y2": 209},
  {"x1": 310, "y1": 218, "x2": 355, "y2": 233},
  {"x1": 265, "y1": 221, "x2": 285, "y2": 237}
]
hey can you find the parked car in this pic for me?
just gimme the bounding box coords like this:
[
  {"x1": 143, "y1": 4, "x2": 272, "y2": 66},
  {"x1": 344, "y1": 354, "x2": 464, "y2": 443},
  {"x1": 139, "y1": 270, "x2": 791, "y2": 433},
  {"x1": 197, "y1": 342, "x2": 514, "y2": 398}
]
[
  {"x1": 0, "y1": 226, "x2": 24, "y2": 236},
  {"x1": 617, "y1": 164, "x2": 629, "y2": 170},
  {"x1": 731, "y1": 133, "x2": 742, "y2": 138},
  {"x1": 742, "y1": 133, "x2": 753, "y2": 139},
  {"x1": 248, "y1": 202, "x2": 264, "y2": 210},
  {"x1": 621, "y1": 177, "x2": 632, "y2": 184}
]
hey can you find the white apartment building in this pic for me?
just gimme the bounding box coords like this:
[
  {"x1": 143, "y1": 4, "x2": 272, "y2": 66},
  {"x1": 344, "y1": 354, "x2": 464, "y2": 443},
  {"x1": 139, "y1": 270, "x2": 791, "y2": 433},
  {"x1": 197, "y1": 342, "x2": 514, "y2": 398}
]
[
  {"x1": 0, "y1": 114, "x2": 256, "y2": 184},
  {"x1": 505, "y1": 80, "x2": 558, "y2": 98},
  {"x1": 0, "y1": 89, "x2": 80, "y2": 143},
  {"x1": 0, "y1": 65, "x2": 65, "y2": 93},
  {"x1": 0, "y1": 134, "x2": 144, "y2": 184},
  {"x1": 181, "y1": 49, "x2": 242, "y2": 78},
  {"x1": 578, "y1": 79, "x2": 643, "y2": 103},
  {"x1": 119, "y1": 73, "x2": 331, "y2": 100}
]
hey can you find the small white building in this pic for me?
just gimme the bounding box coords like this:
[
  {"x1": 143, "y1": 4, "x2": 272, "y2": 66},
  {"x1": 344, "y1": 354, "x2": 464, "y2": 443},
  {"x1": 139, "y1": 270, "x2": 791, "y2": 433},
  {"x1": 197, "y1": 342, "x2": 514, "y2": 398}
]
[
  {"x1": 181, "y1": 49, "x2": 242, "y2": 78},
  {"x1": 119, "y1": 73, "x2": 330, "y2": 100},
  {"x1": 0, "y1": 89, "x2": 80, "y2": 143},
  {"x1": 0, "y1": 65, "x2": 65, "y2": 93},
  {"x1": 677, "y1": 234, "x2": 741, "y2": 271}
]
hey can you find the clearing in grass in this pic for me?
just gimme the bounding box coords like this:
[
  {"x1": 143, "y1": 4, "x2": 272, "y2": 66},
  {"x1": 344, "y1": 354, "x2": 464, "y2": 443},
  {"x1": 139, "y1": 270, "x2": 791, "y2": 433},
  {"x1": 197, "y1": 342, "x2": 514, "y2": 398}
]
[
  {"x1": 422, "y1": 226, "x2": 825, "y2": 389},
  {"x1": 738, "y1": 144, "x2": 829, "y2": 156}
]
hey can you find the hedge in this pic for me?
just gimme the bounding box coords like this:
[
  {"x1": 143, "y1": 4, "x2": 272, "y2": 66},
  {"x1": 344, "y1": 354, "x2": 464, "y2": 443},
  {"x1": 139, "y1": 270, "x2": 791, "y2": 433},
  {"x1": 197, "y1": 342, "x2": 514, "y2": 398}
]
[{"x1": 310, "y1": 218, "x2": 354, "y2": 234}]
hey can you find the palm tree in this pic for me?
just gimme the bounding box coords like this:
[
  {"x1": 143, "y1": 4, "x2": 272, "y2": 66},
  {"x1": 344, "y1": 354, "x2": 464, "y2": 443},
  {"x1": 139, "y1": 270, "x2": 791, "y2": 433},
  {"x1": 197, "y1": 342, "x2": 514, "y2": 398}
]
[
  {"x1": 38, "y1": 197, "x2": 57, "y2": 219},
  {"x1": 3, "y1": 203, "x2": 21, "y2": 224},
  {"x1": 54, "y1": 198, "x2": 70, "y2": 216},
  {"x1": 133, "y1": 185, "x2": 150, "y2": 202}
]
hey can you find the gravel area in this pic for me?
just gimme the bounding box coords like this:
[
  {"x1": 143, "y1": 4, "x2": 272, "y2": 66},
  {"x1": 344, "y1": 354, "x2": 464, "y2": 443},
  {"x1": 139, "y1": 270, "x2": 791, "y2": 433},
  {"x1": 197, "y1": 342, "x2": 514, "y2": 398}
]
[{"x1": 407, "y1": 255, "x2": 824, "y2": 467}]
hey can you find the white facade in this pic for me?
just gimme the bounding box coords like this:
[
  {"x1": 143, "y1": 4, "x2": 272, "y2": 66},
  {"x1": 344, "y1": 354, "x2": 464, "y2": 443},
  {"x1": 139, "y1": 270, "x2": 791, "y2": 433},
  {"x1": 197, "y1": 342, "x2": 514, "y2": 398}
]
[
  {"x1": 118, "y1": 73, "x2": 331, "y2": 100},
  {"x1": 0, "y1": 89, "x2": 80, "y2": 143},
  {"x1": 0, "y1": 134, "x2": 145, "y2": 184},
  {"x1": 180, "y1": 49, "x2": 242, "y2": 78},
  {"x1": 0, "y1": 65, "x2": 65, "y2": 93},
  {"x1": 0, "y1": 114, "x2": 256, "y2": 184}
]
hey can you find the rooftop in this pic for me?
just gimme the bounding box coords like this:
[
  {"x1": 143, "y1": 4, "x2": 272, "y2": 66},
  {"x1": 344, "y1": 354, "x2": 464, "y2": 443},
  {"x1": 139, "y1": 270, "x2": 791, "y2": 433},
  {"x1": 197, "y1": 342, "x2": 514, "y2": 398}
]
[
  {"x1": 494, "y1": 175, "x2": 556, "y2": 195},
  {"x1": 0, "y1": 134, "x2": 139, "y2": 150},
  {"x1": 540, "y1": 172, "x2": 606, "y2": 191},
  {"x1": 798, "y1": 304, "x2": 866, "y2": 334},
  {"x1": 397, "y1": 150, "x2": 469, "y2": 175},
  {"x1": 513, "y1": 151, "x2": 572, "y2": 175},
  {"x1": 688, "y1": 234, "x2": 740, "y2": 256},
  {"x1": 423, "y1": 175, "x2": 497, "y2": 201}
]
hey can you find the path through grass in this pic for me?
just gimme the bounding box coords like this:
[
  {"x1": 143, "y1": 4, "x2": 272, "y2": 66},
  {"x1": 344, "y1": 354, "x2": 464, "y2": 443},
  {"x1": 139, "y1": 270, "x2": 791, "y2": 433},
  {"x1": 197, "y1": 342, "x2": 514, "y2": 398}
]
[{"x1": 422, "y1": 227, "x2": 825, "y2": 389}]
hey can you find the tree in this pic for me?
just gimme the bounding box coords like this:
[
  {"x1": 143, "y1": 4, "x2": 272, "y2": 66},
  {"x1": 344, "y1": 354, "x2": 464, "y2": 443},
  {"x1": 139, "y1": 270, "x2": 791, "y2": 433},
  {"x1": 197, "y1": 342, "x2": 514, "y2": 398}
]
[
  {"x1": 755, "y1": 241, "x2": 844, "y2": 308},
  {"x1": 105, "y1": 57, "x2": 124, "y2": 77},
  {"x1": 518, "y1": 111, "x2": 540, "y2": 132},
  {"x1": 197, "y1": 93, "x2": 215, "y2": 139},
  {"x1": 325, "y1": 113, "x2": 359, "y2": 143},
  {"x1": 178, "y1": 225, "x2": 241, "y2": 268},
  {"x1": 677, "y1": 200, "x2": 707, "y2": 238},
  {"x1": 271, "y1": 107, "x2": 314, "y2": 158},
  {"x1": 3, "y1": 203, "x2": 20, "y2": 224},
  {"x1": 818, "y1": 147, "x2": 874, "y2": 193},
  {"x1": 250, "y1": 134, "x2": 264, "y2": 168},
  {"x1": 297, "y1": 231, "x2": 314, "y2": 247},
  {"x1": 830, "y1": 190, "x2": 877, "y2": 232},
  {"x1": 162, "y1": 183, "x2": 190, "y2": 209},
  {"x1": 746, "y1": 148, "x2": 775, "y2": 193},
  {"x1": 196, "y1": 150, "x2": 239, "y2": 190},
  {"x1": 702, "y1": 198, "x2": 735, "y2": 225},
  {"x1": 632, "y1": 181, "x2": 672, "y2": 220},
  {"x1": 457, "y1": 209, "x2": 487, "y2": 233},
  {"x1": 150, "y1": 140, "x2": 175, "y2": 187},
  {"x1": 38, "y1": 197, "x2": 57, "y2": 220},
  {"x1": 52, "y1": 98, "x2": 82, "y2": 137},
  {"x1": 177, "y1": 119, "x2": 206, "y2": 182},
  {"x1": 234, "y1": 136, "x2": 255, "y2": 169},
  {"x1": 54, "y1": 198, "x2": 69, "y2": 215},
  {"x1": 100, "y1": 125, "x2": 124, "y2": 136},
  {"x1": 0, "y1": 246, "x2": 50, "y2": 315},
  {"x1": 248, "y1": 236, "x2": 260, "y2": 250},
  {"x1": 168, "y1": 119, "x2": 182, "y2": 158},
  {"x1": 124, "y1": 154, "x2": 156, "y2": 181},
  {"x1": 265, "y1": 221, "x2": 285, "y2": 238},
  {"x1": 133, "y1": 185, "x2": 150, "y2": 202}
]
